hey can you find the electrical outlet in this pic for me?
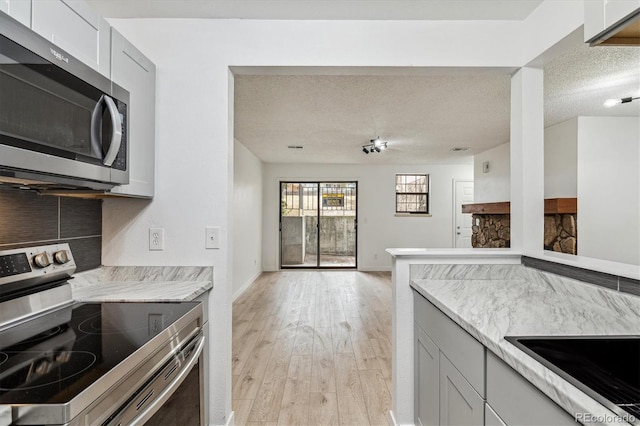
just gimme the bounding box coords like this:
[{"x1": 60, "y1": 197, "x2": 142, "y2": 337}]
[
  {"x1": 148, "y1": 313, "x2": 164, "y2": 336},
  {"x1": 205, "y1": 226, "x2": 220, "y2": 249},
  {"x1": 149, "y1": 228, "x2": 164, "y2": 251}
]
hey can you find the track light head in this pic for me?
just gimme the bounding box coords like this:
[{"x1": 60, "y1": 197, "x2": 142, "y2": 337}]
[
  {"x1": 604, "y1": 96, "x2": 639, "y2": 108},
  {"x1": 362, "y1": 137, "x2": 388, "y2": 154}
]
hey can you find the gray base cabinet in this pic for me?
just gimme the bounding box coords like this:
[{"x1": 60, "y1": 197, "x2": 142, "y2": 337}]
[
  {"x1": 414, "y1": 291, "x2": 485, "y2": 426},
  {"x1": 109, "y1": 28, "x2": 156, "y2": 198},
  {"x1": 414, "y1": 290, "x2": 577, "y2": 426}
]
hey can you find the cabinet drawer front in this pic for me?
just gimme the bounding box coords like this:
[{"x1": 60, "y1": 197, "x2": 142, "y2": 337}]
[
  {"x1": 414, "y1": 291, "x2": 485, "y2": 397},
  {"x1": 439, "y1": 354, "x2": 484, "y2": 426},
  {"x1": 486, "y1": 351, "x2": 576, "y2": 426}
]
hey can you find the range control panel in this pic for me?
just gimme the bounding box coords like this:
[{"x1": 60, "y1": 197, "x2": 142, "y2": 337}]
[
  {"x1": 0, "y1": 243, "x2": 76, "y2": 286},
  {"x1": 0, "y1": 252, "x2": 31, "y2": 278}
]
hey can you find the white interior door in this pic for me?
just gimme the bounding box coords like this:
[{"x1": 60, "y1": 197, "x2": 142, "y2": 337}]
[{"x1": 454, "y1": 180, "x2": 474, "y2": 248}]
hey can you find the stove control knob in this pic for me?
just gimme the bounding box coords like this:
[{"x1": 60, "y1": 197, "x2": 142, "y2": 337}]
[
  {"x1": 54, "y1": 250, "x2": 70, "y2": 265},
  {"x1": 33, "y1": 252, "x2": 53, "y2": 268}
]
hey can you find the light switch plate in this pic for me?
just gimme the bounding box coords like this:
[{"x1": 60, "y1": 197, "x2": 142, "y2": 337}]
[{"x1": 205, "y1": 226, "x2": 220, "y2": 249}]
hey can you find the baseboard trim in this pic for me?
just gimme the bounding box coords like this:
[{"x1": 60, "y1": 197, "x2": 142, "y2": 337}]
[
  {"x1": 232, "y1": 270, "x2": 261, "y2": 301},
  {"x1": 388, "y1": 410, "x2": 398, "y2": 426},
  {"x1": 358, "y1": 266, "x2": 392, "y2": 272},
  {"x1": 224, "y1": 410, "x2": 234, "y2": 426}
]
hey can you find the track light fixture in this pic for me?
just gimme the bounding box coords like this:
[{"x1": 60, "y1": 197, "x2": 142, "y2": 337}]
[
  {"x1": 604, "y1": 96, "x2": 639, "y2": 108},
  {"x1": 362, "y1": 137, "x2": 388, "y2": 154}
]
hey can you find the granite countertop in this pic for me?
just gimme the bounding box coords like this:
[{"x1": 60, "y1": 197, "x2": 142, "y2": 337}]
[
  {"x1": 71, "y1": 266, "x2": 213, "y2": 302},
  {"x1": 410, "y1": 274, "x2": 640, "y2": 425}
]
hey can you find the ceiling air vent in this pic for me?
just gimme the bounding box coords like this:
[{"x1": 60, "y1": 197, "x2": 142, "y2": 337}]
[
  {"x1": 450, "y1": 147, "x2": 471, "y2": 152},
  {"x1": 287, "y1": 145, "x2": 304, "y2": 149}
]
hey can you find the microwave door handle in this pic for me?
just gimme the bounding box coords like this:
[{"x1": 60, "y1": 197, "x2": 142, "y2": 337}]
[
  {"x1": 90, "y1": 95, "x2": 105, "y2": 159},
  {"x1": 102, "y1": 95, "x2": 123, "y2": 167}
]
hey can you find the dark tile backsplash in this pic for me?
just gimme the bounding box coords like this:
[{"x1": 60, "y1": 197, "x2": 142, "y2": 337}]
[
  {"x1": 619, "y1": 277, "x2": 640, "y2": 297},
  {"x1": 522, "y1": 256, "x2": 640, "y2": 297},
  {"x1": 0, "y1": 187, "x2": 102, "y2": 271}
]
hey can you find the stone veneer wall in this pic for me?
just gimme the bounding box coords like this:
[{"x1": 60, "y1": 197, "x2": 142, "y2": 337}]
[
  {"x1": 471, "y1": 214, "x2": 511, "y2": 248},
  {"x1": 470, "y1": 212, "x2": 577, "y2": 255},
  {"x1": 544, "y1": 214, "x2": 577, "y2": 255}
]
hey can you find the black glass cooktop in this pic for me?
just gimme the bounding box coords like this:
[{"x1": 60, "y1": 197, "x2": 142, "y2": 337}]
[
  {"x1": 506, "y1": 335, "x2": 640, "y2": 425},
  {"x1": 0, "y1": 301, "x2": 199, "y2": 404}
]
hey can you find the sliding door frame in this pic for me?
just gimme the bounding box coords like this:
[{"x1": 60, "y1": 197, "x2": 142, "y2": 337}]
[{"x1": 279, "y1": 180, "x2": 358, "y2": 269}]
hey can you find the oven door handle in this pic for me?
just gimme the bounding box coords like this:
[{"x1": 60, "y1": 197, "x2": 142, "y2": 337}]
[{"x1": 128, "y1": 334, "x2": 205, "y2": 426}]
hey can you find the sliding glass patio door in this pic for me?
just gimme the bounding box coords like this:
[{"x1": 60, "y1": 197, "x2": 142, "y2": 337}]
[{"x1": 280, "y1": 181, "x2": 357, "y2": 269}]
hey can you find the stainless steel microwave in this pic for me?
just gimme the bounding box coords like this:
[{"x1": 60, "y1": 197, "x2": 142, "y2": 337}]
[{"x1": 0, "y1": 13, "x2": 129, "y2": 190}]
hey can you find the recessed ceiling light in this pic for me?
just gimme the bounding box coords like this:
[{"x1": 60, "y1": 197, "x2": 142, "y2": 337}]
[
  {"x1": 287, "y1": 145, "x2": 304, "y2": 149},
  {"x1": 450, "y1": 147, "x2": 471, "y2": 152}
]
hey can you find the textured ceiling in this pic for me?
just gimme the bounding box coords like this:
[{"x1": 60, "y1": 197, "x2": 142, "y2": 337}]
[
  {"x1": 234, "y1": 73, "x2": 511, "y2": 164},
  {"x1": 234, "y1": 44, "x2": 639, "y2": 164},
  {"x1": 544, "y1": 43, "x2": 640, "y2": 127},
  {"x1": 87, "y1": 0, "x2": 543, "y2": 20}
]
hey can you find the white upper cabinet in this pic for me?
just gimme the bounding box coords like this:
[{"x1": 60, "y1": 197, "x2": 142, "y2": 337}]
[
  {"x1": 584, "y1": 0, "x2": 640, "y2": 44},
  {"x1": 109, "y1": 28, "x2": 156, "y2": 198},
  {"x1": 31, "y1": 0, "x2": 110, "y2": 76},
  {"x1": 1, "y1": 0, "x2": 31, "y2": 27},
  {"x1": 605, "y1": 0, "x2": 640, "y2": 26}
]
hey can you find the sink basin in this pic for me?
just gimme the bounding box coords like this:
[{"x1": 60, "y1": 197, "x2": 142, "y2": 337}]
[{"x1": 506, "y1": 335, "x2": 639, "y2": 425}]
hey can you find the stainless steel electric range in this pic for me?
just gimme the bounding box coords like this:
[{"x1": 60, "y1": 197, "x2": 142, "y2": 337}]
[{"x1": 0, "y1": 243, "x2": 205, "y2": 425}]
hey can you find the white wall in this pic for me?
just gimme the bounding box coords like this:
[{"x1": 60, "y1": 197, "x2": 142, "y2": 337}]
[
  {"x1": 577, "y1": 116, "x2": 640, "y2": 265},
  {"x1": 544, "y1": 118, "x2": 578, "y2": 198},
  {"x1": 232, "y1": 141, "x2": 263, "y2": 299},
  {"x1": 263, "y1": 163, "x2": 473, "y2": 271},
  {"x1": 473, "y1": 142, "x2": 510, "y2": 203},
  {"x1": 101, "y1": 4, "x2": 585, "y2": 423}
]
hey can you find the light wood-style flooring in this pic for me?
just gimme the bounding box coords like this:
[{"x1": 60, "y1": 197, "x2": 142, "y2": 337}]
[{"x1": 232, "y1": 271, "x2": 392, "y2": 426}]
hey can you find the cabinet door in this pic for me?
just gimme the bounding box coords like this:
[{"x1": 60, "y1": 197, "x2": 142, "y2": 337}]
[
  {"x1": 439, "y1": 354, "x2": 484, "y2": 426},
  {"x1": 605, "y1": 0, "x2": 640, "y2": 27},
  {"x1": 485, "y1": 403, "x2": 507, "y2": 426},
  {"x1": 0, "y1": 1, "x2": 31, "y2": 27},
  {"x1": 31, "y1": 0, "x2": 110, "y2": 75},
  {"x1": 109, "y1": 28, "x2": 156, "y2": 198},
  {"x1": 415, "y1": 324, "x2": 439, "y2": 426}
]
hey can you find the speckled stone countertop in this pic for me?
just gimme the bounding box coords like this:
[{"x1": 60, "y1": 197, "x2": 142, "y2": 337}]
[
  {"x1": 71, "y1": 266, "x2": 213, "y2": 302},
  {"x1": 410, "y1": 264, "x2": 640, "y2": 426}
]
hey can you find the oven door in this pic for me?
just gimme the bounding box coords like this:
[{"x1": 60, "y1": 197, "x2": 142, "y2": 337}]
[
  {"x1": 0, "y1": 13, "x2": 128, "y2": 189},
  {"x1": 103, "y1": 332, "x2": 205, "y2": 426}
]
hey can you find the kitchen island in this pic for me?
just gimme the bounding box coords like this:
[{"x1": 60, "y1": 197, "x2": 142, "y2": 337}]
[{"x1": 388, "y1": 248, "x2": 640, "y2": 426}]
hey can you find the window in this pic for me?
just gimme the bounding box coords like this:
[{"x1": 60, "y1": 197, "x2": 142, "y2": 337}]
[{"x1": 395, "y1": 174, "x2": 429, "y2": 214}]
